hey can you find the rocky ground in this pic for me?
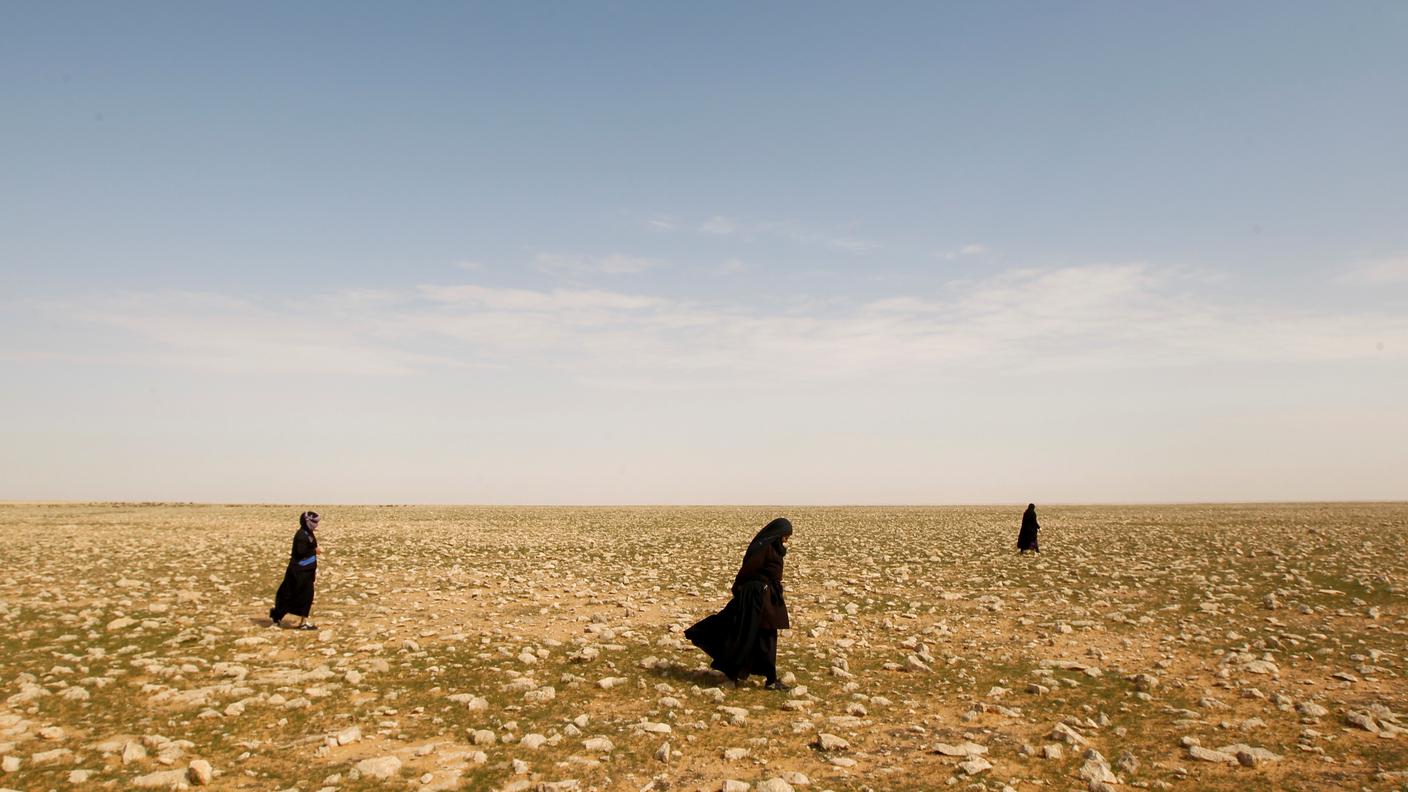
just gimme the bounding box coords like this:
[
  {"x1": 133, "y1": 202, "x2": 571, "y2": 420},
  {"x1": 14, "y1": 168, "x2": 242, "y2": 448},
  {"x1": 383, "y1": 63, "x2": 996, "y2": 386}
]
[{"x1": 1, "y1": 502, "x2": 1405, "y2": 792}]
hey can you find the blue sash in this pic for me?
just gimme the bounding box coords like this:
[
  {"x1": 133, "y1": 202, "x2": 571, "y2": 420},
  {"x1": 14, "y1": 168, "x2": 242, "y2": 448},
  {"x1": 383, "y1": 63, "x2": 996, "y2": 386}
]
[{"x1": 297, "y1": 554, "x2": 317, "y2": 567}]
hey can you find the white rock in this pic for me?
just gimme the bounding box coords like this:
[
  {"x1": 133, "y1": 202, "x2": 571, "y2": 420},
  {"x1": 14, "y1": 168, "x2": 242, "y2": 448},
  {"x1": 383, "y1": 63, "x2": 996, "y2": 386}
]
[
  {"x1": 1217, "y1": 744, "x2": 1282, "y2": 763},
  {"x1": 958, "y1": 757, "x2": 992, "y2": 775},
  {"x1": 122, "y1": 741, "x2": 148, "y2": 764},
  {"x1": 1050, "y1": 723, "x2": 1087, "y2": 746},
  {"x1": 1297, "y1": 701, "x2": 1329, "y2": 719},
  {"x1": 1078, "y1": 750, "x2": 1118, "y2": 785},
  {"x1": 447, "y1": 693, "x2": 488, "y2": 711},
  {"x1": 583, "y1": 737, "x2": 614, "y2": 753},
  {"x1": 1188, "y1": 745, "x2": 1235, "y2": 763},
  {"x1": 1346, "y1": 711, "x2": 1380, "y2": 733},
  {"x1": 933, "y1": 742, "x2": 986, "y2": 757},
  {"x1": 355, "y1": 755, "x2": 402, "y2": 779},
  {"x1": 187, "y1": 759, "x2": 214, "y2": 785}
]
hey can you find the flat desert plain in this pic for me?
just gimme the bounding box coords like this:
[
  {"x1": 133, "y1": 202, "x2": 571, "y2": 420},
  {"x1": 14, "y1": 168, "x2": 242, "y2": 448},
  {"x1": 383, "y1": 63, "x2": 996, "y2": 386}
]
[{"x1": 1, "y1": 503, "x2": 1405, "y2": 792}]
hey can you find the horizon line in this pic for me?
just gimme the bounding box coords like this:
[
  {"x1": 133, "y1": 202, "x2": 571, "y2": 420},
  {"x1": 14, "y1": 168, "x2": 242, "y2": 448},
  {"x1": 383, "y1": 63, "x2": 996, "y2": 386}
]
[{"x1": 2, "y1": 499, "x2": 1404, "y2": 508}]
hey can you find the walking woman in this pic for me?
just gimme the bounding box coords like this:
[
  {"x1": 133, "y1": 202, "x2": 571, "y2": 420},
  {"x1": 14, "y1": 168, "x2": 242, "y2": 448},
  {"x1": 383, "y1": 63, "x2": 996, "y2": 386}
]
[
  {"x1": 1017, "y1": 503, "x2": 1040, "y2": 554},
  {"x1": 270, "y1": 511, "x2": 320, "y2": 629},
  {"x1": 685, "y1": 517, "x2": 792, "y2": 690}
]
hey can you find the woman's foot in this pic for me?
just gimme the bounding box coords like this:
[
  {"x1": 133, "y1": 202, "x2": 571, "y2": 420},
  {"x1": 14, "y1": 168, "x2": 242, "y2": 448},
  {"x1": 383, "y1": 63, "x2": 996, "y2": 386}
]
[
  {"x1": 765, "y1": 679, "x2": 790, "y2": 691},
  {"x1": 268, "y1": 608, "x2": 281, "y2": 626},
  {"x1": 297, "y1": 622, "x2": 318, "y2": 631}
]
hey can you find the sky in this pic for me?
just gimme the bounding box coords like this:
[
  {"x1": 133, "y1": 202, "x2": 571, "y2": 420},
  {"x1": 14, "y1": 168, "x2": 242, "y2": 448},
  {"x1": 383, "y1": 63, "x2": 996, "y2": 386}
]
[{"x1": 2, "y1": 2, "x2": 1406, "y2": 504}]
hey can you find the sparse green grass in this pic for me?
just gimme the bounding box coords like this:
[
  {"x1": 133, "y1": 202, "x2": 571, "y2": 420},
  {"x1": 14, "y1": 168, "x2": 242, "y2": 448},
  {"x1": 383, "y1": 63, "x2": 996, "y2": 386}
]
[{"x1": 1, "y1": 502, "x2": 1405, "y2": 790}]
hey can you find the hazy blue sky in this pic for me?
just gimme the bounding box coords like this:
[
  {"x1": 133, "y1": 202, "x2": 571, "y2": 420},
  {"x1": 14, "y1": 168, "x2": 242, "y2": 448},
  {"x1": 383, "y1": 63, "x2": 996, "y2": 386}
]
[{"x1": 2, "y1": 2, "x2": 1405, "y2": 503}]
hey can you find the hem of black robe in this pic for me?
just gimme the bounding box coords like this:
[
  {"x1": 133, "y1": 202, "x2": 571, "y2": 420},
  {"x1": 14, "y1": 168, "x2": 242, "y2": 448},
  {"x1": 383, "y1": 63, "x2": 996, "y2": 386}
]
[{"x1": 685, "y1": 583, "x2": 771, "y2": 680}]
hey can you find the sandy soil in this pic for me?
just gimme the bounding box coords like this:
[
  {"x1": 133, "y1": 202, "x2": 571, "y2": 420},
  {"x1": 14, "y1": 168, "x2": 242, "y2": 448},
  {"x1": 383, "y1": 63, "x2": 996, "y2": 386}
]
[{"x1": 1, "y1": 502, "x2": 1405, "y2": 792}]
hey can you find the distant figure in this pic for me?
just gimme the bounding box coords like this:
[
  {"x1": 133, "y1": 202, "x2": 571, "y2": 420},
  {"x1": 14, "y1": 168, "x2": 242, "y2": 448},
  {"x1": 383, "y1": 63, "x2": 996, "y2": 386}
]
[
  {"x1": 685, "y1": 517, "x2": 793, "y2": 690},
  {"x1": 270, "y1": 511, "x2": 320, "y2": 629},
  {"x1": 1018, "y1": 503, "x2": 1040, "y2": 554}
]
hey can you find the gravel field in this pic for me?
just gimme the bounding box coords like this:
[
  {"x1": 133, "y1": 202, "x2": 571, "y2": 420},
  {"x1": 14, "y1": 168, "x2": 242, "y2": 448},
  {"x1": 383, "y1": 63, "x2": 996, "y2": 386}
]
[{"x1": 1, "y1": 502, "x2": 1405, "y2": 792}]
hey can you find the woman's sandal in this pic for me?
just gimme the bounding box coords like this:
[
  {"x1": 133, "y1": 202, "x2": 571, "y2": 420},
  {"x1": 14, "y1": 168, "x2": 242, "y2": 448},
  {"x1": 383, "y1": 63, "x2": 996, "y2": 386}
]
[{"x1": 298, "y1": 623, "x2": 318, "y2": 631}]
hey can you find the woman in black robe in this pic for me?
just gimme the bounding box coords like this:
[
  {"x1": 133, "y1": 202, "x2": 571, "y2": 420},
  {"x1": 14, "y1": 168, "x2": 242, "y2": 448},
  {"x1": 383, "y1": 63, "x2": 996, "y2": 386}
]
[
  {"x1": 685, "y1": 517, "x2": 792, "y2": 690},
  {"x1": 1017, "y1": 503, "x2": 1040, "y2": 554},
  {"x1": 270, "y1": 511, "x2": 320, "y2": 629}
]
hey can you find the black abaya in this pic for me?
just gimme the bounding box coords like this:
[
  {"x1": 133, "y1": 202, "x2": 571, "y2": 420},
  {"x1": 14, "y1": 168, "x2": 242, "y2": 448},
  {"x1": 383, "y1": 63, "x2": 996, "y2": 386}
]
[
  {"x1": 1017, "y1": 505, "x2": 1039, "y2": 552},
  {"x1": 685, "y1": 518, "x2": 791, "y2": 683},
  {"x1": 272, "y1": 516, "x2": 318, "y2": 621}
]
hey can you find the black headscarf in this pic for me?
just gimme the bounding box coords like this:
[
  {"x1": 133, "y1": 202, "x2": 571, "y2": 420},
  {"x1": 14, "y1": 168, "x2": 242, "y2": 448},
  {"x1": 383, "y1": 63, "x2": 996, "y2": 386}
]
[
  {"x1": 745, "y1": 517, "x2": 792, "y2": 558},
  {"x1": 300, "y1": 511, "x2": 320, "y2": 533}
]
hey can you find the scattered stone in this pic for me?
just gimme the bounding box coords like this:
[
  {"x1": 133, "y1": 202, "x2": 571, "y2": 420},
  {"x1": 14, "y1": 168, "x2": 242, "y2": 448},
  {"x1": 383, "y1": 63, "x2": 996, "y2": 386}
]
[
  {"x1": 957, "y1": 756, "x2": 992, "y2": 775},
  {"x1": 187, "y1": 759, "x2": 213, "y2": 785},
  {"x1": 933, "y1": 742, "x2": 987, "y2": 757},
  {"x1": 122, "y1": 741, "x2": 148, "y2": 764},
  {"x1": 1188, "y1": 745, "x2": 1236, "y2": 764},
  {"x1": 1346, "y1": 711, "x2": 1380, "y2": 733},
  {"x1": 355, "y1": 755, "x2": 402, "y2": 779},
  {"x1": 583, "y1": 737, "x2": 614, "y2": 753},
  {"x1": 1050, "y1": 723, "x2": 1087, "y2": 746},
  {"x1": 1079, "y1": 749, "x2": 1119, "y2": 786}
]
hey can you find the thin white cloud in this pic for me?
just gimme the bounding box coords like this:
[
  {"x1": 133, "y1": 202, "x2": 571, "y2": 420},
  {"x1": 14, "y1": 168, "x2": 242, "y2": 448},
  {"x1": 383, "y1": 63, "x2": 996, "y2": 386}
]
[
  {"x1": 418, "y1": 284, "x2": 663, "y2": 311},
  {"x1": 17, "y1": 264, "x2": 1407, "y2": 381},
  {"x1": 938, "y1": 243, "x2": 990, "y2": 260},
  {"x1": 699, "y1": 216, "x2": 738, "y2": 235},
  {"x1": 534, "y1": 252, "x2": 665, "y2": 276},
  {"x1": 1338, "y1": 255, "x2": 1408, "y2": 285},
  {"x1": 657, "y1": 215, "x2": 879, "y2": 254},
  {"x1": 823, "y1": 236, "x2": 879, "y2": 253}
]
